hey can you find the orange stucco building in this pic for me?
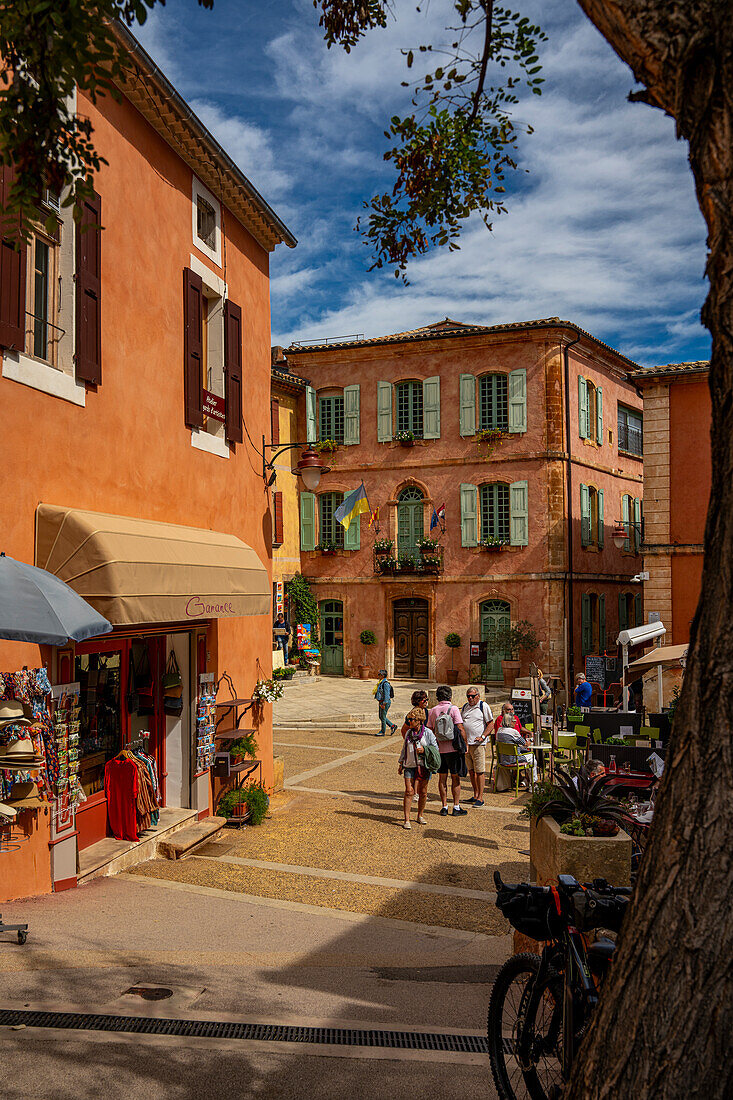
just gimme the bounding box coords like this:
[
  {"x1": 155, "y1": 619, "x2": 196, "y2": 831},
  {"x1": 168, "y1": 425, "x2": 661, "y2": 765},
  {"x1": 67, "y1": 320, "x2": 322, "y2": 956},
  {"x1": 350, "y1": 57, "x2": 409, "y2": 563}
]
[
  {"x1": 632, "y1": 361, "x2": 711, "y2": 645},
  {"x1": 284, "y1": 319, "x2": 644, "y2": 690},
  {"x1": 0, "y1": 26, "x2": 295, "y2": 901}
]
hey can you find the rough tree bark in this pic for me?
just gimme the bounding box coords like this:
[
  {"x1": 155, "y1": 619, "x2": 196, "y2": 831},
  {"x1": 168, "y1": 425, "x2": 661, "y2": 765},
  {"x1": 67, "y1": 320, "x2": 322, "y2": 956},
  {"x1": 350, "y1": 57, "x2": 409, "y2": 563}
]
[{"x1": 563, "y1": 3, "x2": 733, "y2": 1097}]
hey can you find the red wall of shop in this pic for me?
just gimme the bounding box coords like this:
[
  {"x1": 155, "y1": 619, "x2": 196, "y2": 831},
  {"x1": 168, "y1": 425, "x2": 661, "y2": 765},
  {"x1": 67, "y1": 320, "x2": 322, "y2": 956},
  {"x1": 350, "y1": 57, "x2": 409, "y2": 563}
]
[
  {"x1": 669, "y1": 379, "x2": 712, "y2": 544},
  {"x1": 0, "y1": 88, "x2": 275, "y2": 787}
]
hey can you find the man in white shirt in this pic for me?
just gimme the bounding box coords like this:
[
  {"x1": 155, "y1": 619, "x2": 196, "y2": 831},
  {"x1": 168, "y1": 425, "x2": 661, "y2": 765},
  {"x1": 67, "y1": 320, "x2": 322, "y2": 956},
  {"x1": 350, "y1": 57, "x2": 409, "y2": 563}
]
[{"x1": 461, "y1": 689, "x2": 493, "y2": 806}]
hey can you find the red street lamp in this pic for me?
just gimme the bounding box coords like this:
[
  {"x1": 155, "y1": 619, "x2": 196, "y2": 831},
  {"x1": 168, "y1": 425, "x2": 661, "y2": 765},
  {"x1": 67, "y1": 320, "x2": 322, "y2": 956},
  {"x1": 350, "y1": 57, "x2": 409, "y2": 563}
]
[
  {"x1": 262, "y1": 439, "x2": 330, "y2": 490},
  {"x1": 611, "y1": 522, "x2": 628, "y2": 549}
]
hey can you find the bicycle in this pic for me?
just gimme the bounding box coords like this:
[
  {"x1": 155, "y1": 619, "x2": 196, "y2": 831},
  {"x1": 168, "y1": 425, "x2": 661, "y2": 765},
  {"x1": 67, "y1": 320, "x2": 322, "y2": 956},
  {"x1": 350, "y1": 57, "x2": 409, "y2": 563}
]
[{"x1": 487, "y1": 871, "x2": 631, "y2": 1099}]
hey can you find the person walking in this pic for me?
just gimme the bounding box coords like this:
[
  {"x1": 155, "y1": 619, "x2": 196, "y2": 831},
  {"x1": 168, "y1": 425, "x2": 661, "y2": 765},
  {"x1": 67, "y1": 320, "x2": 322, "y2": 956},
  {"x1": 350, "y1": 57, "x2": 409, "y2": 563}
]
[
  {"x1": 460, "y1": 688, "x2": 493, "y2": 806},
  {"x1": 273, "y1": 612, "x2": 291, "y2": 666},
  {"x1": 375, "y1": 670, "x2": 397, "y2": 736},
  {"x1": 427, "y1": 685, "x2": 468, "y2": 816},
  {"x1": 398, "y1": 707, "x2": 439, "y2": 829}
]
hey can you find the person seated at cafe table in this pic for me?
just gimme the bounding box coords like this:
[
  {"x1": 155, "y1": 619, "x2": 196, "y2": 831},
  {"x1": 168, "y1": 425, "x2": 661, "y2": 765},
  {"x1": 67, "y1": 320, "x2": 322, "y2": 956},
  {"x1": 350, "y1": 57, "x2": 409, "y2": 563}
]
[{"x1": 495, "y1": 704, "x2": 537, "y2": 790}]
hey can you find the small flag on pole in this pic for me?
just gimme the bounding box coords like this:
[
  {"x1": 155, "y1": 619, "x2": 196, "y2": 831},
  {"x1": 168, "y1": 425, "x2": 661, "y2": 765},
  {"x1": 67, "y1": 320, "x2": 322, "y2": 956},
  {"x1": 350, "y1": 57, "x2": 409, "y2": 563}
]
[
  {"x1": 369, "y1": 507, "x2": 379, "y2": 528},
  {"x1": 430, "y1": 503, "x2": 446, "y2": 531},
  {"x1": 335, "y1": 482, "x2": 371, "y2": 530}
]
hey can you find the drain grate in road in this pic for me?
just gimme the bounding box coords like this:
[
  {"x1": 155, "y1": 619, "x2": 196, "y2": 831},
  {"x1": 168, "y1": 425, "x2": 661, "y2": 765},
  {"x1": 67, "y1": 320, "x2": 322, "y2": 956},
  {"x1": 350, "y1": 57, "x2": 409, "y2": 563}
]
[{"x1": 0, "y1": 1008, "x2": 490, "y2": 1053}]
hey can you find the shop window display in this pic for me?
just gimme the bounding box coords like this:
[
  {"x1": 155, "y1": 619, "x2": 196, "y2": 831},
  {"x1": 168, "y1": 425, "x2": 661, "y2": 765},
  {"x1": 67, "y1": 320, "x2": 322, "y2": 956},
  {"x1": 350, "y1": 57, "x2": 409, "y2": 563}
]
[{"x1": 74, "y1": 651, "x2": 123, "y2": 796}]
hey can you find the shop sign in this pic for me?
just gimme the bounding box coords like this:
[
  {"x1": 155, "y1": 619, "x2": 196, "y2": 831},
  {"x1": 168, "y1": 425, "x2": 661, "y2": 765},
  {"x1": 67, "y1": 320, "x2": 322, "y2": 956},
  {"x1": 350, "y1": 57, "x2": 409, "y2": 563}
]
[
  {"x1": 470, "y1": 640, "x2": 487, "y2": 661},
  {"x1": 202, "y1": 390, "x2": 226, "y2": 422}
]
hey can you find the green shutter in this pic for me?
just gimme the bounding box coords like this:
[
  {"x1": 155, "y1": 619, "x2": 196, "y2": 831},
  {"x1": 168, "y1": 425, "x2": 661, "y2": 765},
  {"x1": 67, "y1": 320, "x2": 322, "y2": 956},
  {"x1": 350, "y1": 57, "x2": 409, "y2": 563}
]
[
  {"x1": 508, "y1": 368, "x2": 527, "y2": 433},
  {"x1": 343, "y1": 384, "x2": 360, "y2": 445},
  {"x1": 598, "y1": 488, "x2": 604, "y2": 547},
  {"x1": 596, "y1": 386, "x2": 603, "y2": 443},
  {"x1": 377, "y1": 381, "x2": 392, "y2": 442},
  {"x1": 578, "y1": 376, "x2": 588, "y2": 439},
  {"x1": 581, "y1": 594, "x2": 592, "y2": 656},
  {"x1": 509, "y1": 480, "x2": 528, "y2": 546},
  {"x1": 619, "y1": 593, "x2": 628, "y2": 632},
  {"x1": 300, "y1": 491, "x2": 316, "y2": 551},
  {"x1": 344, "y1": 513, "x2": 361, "y2": 550},
  {"x1": 634, "y1": 593, "x2": 643, "y2": 628},
  {"x1": 633, "y1": 497, "x2": 642, "y2": 552},
  {"x1": 305, "y1": 386, "x2": 317, "y2": 444},
  {"x1": 459, "y1": 373, "x2": 476, "y2": 436},
  {"x1": 599, "y1": 595, "x2": 606, "y2": 651},
  {"x1": 580, "y1": 484, "x2": 590, "y2": 546},
  {"x1": 423, "y1": 375, "x2": 441, "y2": 439},
  {"x1": 622, "y1": 494, "x2": 631, "y2": 551},
  {"x1": 460, "y1": 483, "x2": 478, "y2": 547}
]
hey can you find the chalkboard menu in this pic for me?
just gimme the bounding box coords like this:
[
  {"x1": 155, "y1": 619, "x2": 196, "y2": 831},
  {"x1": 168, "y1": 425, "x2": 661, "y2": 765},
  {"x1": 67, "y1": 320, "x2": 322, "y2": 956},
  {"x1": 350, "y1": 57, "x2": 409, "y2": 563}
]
[
  {"x1": 584, "y1": 654, "x2": 607, "y2": 688},
  {"x1": 510, "y1": 689, "x2": 533, "y2": 728}
]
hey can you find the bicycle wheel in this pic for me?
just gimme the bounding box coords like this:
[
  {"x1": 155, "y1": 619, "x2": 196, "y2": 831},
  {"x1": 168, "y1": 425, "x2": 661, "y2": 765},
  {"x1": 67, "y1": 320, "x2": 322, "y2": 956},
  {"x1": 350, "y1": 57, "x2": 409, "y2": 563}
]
[
  {"x1": 518, "y1": 971, "x2": 565, "y2": 1100},
  {"x1": 487, "y1": 952, "x2": 541, "y2": 1100}
]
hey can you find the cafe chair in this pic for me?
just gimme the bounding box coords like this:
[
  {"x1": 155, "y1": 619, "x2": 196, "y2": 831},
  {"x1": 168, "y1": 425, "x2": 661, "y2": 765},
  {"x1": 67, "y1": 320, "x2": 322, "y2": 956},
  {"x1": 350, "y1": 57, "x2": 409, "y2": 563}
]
[
  {"x1": 639, "y1": 726, "x2": 660, "y2": 740},
  {"x1": 573, "y1": 724, "x2": 590, "y2": 762},
  {"x1": 486, "y1": 733, "x2": 497, "y2": 785},
  {"x1": 592, "y1": 728, "x2": 603, "y2": 744},
  {"x1": 493, "y1": 742, "x2": 534, "y2": 796}
]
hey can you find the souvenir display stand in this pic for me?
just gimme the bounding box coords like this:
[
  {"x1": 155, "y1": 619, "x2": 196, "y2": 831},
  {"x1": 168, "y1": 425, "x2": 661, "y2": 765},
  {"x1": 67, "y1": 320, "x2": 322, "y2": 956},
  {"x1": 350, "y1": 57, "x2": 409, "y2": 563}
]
[
  {"x1": 212, "y1": 691, "x2": 261, "y2": 825},
  {"x1": 48, "y1": 683, "x2": 86, "y2": 893}
]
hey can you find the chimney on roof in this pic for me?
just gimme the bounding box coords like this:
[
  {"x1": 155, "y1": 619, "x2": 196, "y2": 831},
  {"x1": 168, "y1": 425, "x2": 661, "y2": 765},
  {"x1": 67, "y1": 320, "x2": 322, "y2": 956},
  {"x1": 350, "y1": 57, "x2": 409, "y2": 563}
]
[{"x1": 271, "y1": 346, "x2": 286, "y2": 369}]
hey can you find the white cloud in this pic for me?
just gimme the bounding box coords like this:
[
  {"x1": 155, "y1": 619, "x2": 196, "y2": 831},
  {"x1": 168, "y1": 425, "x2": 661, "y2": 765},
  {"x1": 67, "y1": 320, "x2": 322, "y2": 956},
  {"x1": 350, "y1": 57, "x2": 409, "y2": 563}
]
[{"x1": 189, "y1": 100, "x2": 290, "y2": 200}]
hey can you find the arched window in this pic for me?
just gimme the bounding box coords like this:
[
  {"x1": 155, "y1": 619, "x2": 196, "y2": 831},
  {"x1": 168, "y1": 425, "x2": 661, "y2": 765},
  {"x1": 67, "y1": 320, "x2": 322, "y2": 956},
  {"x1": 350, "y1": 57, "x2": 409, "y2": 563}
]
[
  {"x1": 318, "y1": 492, "x2": 344, "y2": 548},
  {"x1": 479, "y1": 374, "x2": 508, "y2": 431},
  {"x1": 397, "y1": 487, "x2": 424, "y2": 561},
  {"x1": 480, "y1": 483, "x2": 510, "y2": 544},
  {"x1": 395, "y1": 380, "x2": 423, "y2": 436}
]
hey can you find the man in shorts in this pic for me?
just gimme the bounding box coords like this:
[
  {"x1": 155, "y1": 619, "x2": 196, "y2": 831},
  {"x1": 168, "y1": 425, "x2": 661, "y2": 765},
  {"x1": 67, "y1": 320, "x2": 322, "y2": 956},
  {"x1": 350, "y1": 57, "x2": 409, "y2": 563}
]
[
  {"x1": 461, "y1": 688, "x2": 493, "y2": 806},
  {"x1": 427, "y1": 685, "x2": 468, "y2": 816}
]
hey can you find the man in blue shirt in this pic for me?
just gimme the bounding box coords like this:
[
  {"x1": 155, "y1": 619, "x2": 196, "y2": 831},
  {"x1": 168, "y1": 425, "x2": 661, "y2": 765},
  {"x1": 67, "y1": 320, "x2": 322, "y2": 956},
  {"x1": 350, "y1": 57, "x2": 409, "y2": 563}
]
[{"x1": 574, "y1": 673, "x2": 593, "y2": 708}]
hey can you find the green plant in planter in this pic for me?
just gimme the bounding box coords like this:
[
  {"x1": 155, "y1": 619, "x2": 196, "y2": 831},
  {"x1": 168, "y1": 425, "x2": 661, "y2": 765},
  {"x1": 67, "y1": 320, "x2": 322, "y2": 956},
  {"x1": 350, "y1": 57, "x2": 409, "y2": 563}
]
[
  {"x1": 218, "y1": 786, "x2": 248, "y2": 819},
  {"x1": 520, "y1": 779, "x2": 564, "y2": 820},
  {"x1": 445, "y1": 632, "x2": 461, "y2": 672},
  {"x1": 479, "y1": 534, "x2": 509, "y2": 549},
  {"x1": 272, "y1": 666, "x2": 294, "y2": 681},
  {"x1": 495, "y1": 620, "x2": 539, "y2": 660},
  {"x1": 667, "y1": 684, "x2": 682, "y2": 728},
  {"x1": 314, "y1": 438, "x2": 339, "y2": 454},
  {"x1": 316, "y1": 540, "x2": 339, "y2": 553},
  {"x1": 242, "y1": 781, "x2": 269, "y2": 825},
  {"x1": 373, "y1": 538, "x2": 393, "y2": 553},
  {"x1": 394, "y1": 429, "x2": 416, "y2": 443},
  {"x1": 286, "y1": 574, "x2": 319, "y2": 649},
  {"x1": 566, "y1": 706, "x2": 583, "y2": 720},
  {"x1": 359, "y1": 629, "x2": 376, "y2": 665},
  {"x1": 534, "y1": 768, "x2": 631, "y2": 830},
  {"x1": 229, "y1": 730, "x2": 257, "y2": 760},
  {"x1": 417, "y1": 536, "x2": 440, "y2": 553}
]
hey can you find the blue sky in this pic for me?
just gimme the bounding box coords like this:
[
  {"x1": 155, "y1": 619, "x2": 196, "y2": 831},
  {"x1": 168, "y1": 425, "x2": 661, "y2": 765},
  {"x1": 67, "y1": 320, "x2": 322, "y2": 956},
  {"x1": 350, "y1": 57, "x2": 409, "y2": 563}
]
[{"x1": 137, "y1": 0, "x2": 710, "y2": 366}]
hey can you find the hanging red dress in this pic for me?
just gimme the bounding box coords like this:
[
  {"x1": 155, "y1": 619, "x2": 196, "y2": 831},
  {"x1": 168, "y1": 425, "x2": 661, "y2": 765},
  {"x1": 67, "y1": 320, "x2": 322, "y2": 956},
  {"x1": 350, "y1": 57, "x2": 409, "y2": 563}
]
[{"x1": 104, "y1": 757, "x2": 139, "y2": 841}]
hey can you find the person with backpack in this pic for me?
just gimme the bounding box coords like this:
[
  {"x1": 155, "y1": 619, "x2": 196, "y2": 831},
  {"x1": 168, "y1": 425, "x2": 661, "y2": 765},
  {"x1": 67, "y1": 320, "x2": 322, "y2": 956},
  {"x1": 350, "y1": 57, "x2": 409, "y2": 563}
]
[
  {"x1": 426, "y1": 685, "x2": 469, "y2": 816},
  {"x1": 375, "y1": 669, "x2": 397, "y2": 736},
  {"x1": 397, "y1": 707, "x2": 440, "y2": 828},
  {"x1": 460, "y1": 689, "x2": 494, "y2": 806}
]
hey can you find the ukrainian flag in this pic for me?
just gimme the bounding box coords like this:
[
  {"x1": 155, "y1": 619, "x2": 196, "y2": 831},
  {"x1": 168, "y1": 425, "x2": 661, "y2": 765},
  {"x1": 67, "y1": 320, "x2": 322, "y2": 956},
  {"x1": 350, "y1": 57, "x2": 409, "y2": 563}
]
[{"x1": 335, "y1": 482, "x2": 370, "y2": 530}]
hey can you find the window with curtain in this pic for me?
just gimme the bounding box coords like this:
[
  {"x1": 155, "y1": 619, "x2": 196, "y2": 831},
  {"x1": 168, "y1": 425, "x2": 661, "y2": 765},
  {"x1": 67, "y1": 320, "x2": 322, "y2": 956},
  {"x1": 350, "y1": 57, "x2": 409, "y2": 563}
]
[
  {"x1": 395, "y1": 380, "x2": 423, "y2": 436},
  {"x1": 480, "y1": 483, "x2": 510, "y2": 543},
  {"x1": 319, "y1": 394, "x2": 344, "y2": 443},
  {"x1": 479, "y1": 374, "x2": 508, "y2": 431},
  {"x1": 318, "y1": 492, "x2": 344, "y2": 547}
]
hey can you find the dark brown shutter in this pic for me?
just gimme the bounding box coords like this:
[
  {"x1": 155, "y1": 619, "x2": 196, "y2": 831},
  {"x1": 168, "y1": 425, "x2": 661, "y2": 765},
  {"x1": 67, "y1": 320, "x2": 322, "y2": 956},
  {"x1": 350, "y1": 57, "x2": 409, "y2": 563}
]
[
  {"x1": 0, "y1": 165, "x2": 27, "y2": 351},
  {"x1": 224, "y1": 299, "x2": 243, "y2": 444},
  {"x1": 271, "y1": 396, "x2": 280, "y2": 446},
  {"x1": 75, "y1": 189, "x2": 102, "y2": 383},
  {"x1": 183, "y1": 267, "x2": 204, "y2": 428},
  {"x1": 273, "y1": 491, "x2": 284, "y2": 546}
]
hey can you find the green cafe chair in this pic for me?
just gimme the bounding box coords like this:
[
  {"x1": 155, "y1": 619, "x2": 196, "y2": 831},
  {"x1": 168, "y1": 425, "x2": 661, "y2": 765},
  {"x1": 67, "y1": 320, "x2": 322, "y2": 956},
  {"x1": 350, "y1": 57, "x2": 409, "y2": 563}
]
[
  {"x1": 640, "y1": 726, "x2": 660, "y2": 740},
  {"x1": 592, "y1": 728, "x2": 603, "y2": 744},
  {"x1": 493, "y1": 741, "x2": 535, "y2": 796},
  {"x1": 555, "y1": 732, "x2": 577, "y2": 766},
  {"x1": 573, "y1": 724, "x2": 590, "y2": 763}
]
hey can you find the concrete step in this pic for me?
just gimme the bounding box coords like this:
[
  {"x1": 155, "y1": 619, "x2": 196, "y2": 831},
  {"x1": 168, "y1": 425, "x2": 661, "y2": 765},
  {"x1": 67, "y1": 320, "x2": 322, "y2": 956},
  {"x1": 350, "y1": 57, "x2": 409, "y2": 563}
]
[
  {"x1": 157, "y1": 816, "x2": 227, "y2": 860},
  {"x1": 77, "y1": 807, "x2": 198, "y2": 884}
]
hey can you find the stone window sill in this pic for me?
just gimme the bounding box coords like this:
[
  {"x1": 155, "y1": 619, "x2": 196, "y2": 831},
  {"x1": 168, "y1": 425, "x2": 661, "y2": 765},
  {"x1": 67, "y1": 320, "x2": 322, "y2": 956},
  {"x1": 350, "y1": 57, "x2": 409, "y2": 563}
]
[{"x1": 2, "y1": 350, "x2": 86, "y2": 407}]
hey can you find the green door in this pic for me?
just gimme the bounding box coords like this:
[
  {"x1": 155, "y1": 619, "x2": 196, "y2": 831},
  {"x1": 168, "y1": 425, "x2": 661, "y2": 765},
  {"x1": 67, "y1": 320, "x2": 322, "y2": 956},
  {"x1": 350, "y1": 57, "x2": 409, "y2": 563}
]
[
  {"x1": 319, "y1": 600, "x2": 344, "y2": 675},
  {"x1": 397, "y1": 487, "x2": 424, "y2": 565},
  {"x1": 481, "y1": 599, "x2": 511, "y2": 682}
]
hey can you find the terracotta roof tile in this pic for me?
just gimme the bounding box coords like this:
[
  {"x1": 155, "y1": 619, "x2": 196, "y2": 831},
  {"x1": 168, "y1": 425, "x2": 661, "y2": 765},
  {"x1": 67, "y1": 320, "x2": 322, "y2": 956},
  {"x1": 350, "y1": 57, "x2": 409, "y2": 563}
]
[{"x1": 630, "y1": 360, "x2": 710, "y2": 381}]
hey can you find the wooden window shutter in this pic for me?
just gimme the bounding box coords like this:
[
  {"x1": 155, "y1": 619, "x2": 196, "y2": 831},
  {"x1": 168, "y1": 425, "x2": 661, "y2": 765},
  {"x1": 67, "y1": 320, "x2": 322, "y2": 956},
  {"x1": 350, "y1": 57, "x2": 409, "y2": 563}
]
[
  {"x1": 633, "y1": 497, "x2": 642, "y2": 552},
  {"x1": 508, "y1": 369, "x2": 527, "y2": 433},
  {"x1": 578, "y1": 376, "x2": 588, "y2": 439},
  {"x1": 598, "y1": 595, "x2": 606, "y2": 651},
  {"x1": 75, "y1": 188, "x2": 102, "y2": 383},
  {"x1": 634, "y1": 593, "x2": 643, "y2": 628},
  {"x1": 422, "y1": 376, "x2": 441, "y2": 439},
  {"x1": 273, "y1": 491, "x2": 284, "y2": 546},
  {"x1": 300, "y1": 491, "x2": 316, "y2": 551},
  {"x1": 619, "y1": 593, "x2": 628, "y2": 632},
  {"x1": 597, "y1": 488, "x2": 604, "y2": 547},
  {"x1": 343, "y1": 384, "x2": 360, "y2": 445},
  {"x1": 580, "y1": 484, "x2": 590, "y2": 546},
  {"x1": 596, "y1": 386, "x2": 603, "y2": 443},
  {"x1": 509, "y1": 480, "x2": 529, "y2": 546},
  {"x1": 460, "y1": 483, "x2": 478, "y2": 547},
  {"x1": 581, "y1": 594, "x2": 592, "y2": 656},
  {"x1": 0, "y1": 165, "x2": 27, "y2": 351},
  {"x1": 183, "y1": 268, "x2": 204, "y2": 428},
  {"x1": 459, "y1": 374, "x2": 476, "y2": 436},
  {"x1": 377, "y1": 381, "x2": 393, "y2": 442},
  {"x1": 271, "y1": 397, "x2": 280, "y2": 446},
  {"x1": 305, "y1": 385, "x2": 317, "y2": 444},
  {"x1": 622, "y1": 494, "x2": 631, "y2": 551},
  {"x1": 344, "y1": 512, "x2": 361, "y2": 551},
  {"x1": 224, "y1": 299, "x2": 243, "y2": 443}
]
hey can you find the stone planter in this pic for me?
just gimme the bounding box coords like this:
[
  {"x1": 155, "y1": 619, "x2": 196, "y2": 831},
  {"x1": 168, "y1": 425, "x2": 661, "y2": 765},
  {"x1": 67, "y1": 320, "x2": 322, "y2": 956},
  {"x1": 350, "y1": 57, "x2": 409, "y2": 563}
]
[
  {"x1": 529, "y1": 815, "x2": 631, "y2": 888},
  {"x1": 501, "y1": 659, "x2": 520, "y2": 688},
  {"x1": 446, "y1": 668, "x2": 459, "y2": 685},
  {"x1": 357, "y1": 664, "x2": 370, "y2": 679}
]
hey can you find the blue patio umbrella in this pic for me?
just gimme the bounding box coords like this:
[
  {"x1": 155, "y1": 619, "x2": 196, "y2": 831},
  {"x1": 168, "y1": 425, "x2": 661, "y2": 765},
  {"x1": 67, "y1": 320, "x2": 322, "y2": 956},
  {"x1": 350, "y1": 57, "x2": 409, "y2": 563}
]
[{"x1": 0, "y1": 552, "x2": 112, "y2": 645}]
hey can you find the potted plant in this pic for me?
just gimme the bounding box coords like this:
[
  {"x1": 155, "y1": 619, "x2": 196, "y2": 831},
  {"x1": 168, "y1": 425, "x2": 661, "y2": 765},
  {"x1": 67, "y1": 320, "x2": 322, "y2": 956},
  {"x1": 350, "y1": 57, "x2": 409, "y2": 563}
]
[
  {"x1": 421, "y1": 556, "x2": 441, "y2": 574},
  {"x1": 395, "y1": 429, "x2": 416, "y2": 446},
  {"x1": 252, "y1": 677, "x2": 284, "y2": 704},
  {"x1": 229, "y1": 730, "x2": 257, "y2": 762},
  {"x1": 378, "y1": 555, "x2": 398, "y2": 574},
  {"x1": 358, "y1": 629, "x2": 376, "y2": 679},
  {"x1": 241, "y1": 781, "x2": 269, "y2": 825},
  {"x1": 479, "y1": 535, "x2": 509, "y2": 551},
  {"x1": 272, "y1": 665, "x2": 295, "y2": 681},
  {"x1": 417, "y1": 536, "x2": 440, "y2": 558},
  {"x1": 374, "y1": 538, "x2": 393, "y2": 557},
  {"x1": 218, "y1": 786, "x2": 248, "y2": 820},
  {"x1": 475, "y1": 427, "x2": 507, "y2": 457},
  {"x1": 527, "y1": 768, "x2": 633, "y2": 888},
  {"x1": 315, "y1": 438, "x2": 339, "y2": 455},
  {"x1": 317, "y1": 540, "x2": 338, "y2": 555},
  {"x1": 495, "y1": 619, "x2": 539, "y2": 686},
  {"x1": 445, "y1": 632, "x2": 461, "y2": 685}
]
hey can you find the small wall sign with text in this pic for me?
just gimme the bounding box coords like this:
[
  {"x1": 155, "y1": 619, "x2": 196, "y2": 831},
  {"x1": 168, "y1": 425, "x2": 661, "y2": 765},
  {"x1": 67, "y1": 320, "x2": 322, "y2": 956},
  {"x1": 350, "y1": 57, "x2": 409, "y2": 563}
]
[{"x1": 203, "y1": 390, "x2": 226, "y2": 422}]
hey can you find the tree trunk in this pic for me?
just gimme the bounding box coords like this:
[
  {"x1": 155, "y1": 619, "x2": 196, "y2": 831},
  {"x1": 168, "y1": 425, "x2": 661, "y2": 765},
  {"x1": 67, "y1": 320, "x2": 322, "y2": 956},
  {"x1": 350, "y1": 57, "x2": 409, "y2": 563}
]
[{"x1": 563, "y1": 3, "x2": 733, "y2": 1097}]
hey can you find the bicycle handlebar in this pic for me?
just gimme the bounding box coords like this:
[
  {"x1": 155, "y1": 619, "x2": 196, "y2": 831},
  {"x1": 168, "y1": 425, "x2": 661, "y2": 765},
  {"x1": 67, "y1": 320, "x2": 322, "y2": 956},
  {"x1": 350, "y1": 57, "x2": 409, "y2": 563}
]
[{"x1": 494, "y1": 871, "x2": 630, "y2": 934}]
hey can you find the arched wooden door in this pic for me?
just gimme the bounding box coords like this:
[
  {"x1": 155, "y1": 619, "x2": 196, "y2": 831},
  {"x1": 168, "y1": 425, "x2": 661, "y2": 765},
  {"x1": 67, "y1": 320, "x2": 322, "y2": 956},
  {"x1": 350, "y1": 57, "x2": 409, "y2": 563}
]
[
  {"x1": 480, "y1": 599, "x2": 511, "y2": 682},
  {"x1": 319, "y1": 600, "x2": 344, "y2": 675},
  {"x1": 394, "y1": 597, "x2": 429, "y2": 678}
]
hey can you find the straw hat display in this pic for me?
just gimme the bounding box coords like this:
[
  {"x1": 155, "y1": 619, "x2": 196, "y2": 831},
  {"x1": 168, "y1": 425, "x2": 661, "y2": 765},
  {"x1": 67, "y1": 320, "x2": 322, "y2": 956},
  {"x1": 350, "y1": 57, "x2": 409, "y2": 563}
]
[
  {"x1": 0, "y1": 700, "x2": 34, "y2": 730},
  {"x1": 0, "y1": 737, "x2": 45, "y2": 769}
]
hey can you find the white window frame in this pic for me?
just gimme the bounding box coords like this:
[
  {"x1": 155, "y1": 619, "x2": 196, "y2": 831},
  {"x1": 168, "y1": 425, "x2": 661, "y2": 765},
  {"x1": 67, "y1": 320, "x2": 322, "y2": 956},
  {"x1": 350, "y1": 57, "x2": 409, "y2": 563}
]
[{"x1": 192, "y1": 177, "x2": 222, "y2": 267}]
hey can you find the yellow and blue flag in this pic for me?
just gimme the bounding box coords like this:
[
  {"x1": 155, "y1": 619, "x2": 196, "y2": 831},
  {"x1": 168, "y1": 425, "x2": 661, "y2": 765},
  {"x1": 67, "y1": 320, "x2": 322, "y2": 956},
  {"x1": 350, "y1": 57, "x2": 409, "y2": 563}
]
[{"x1": 335, "y1": 482, "x2": 370, "y2": 530}]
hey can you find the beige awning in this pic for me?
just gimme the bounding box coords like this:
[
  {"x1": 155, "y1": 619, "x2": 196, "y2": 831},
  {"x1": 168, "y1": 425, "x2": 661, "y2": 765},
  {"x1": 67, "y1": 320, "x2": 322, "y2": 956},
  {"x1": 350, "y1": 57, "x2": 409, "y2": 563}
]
[
  {"x1": 35, "y1": 505, "x2": 270, "y2": 627},
  {"x1": 627, "y1": 643, "x2": 688, "y2": 673}
]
